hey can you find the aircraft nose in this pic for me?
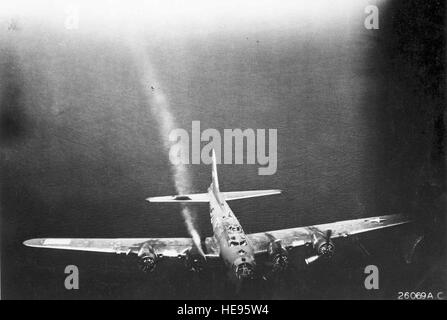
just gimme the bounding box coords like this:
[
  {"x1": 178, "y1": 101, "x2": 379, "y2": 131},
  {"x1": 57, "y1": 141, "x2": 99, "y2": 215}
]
[{"x1": 235, "y1": 262, "x2": 255, "y2": 280}]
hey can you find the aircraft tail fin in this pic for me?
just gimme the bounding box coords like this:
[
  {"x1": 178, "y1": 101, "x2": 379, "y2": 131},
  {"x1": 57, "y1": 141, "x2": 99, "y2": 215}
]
[{"x1": 211, "y1": 149, "x2": 219, "y2": 192}]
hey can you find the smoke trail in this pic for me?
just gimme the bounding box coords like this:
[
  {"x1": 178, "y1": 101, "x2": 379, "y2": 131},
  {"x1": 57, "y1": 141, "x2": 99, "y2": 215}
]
[{"x1": 130, "y1": 41, "x2": 204, "y2": 257}]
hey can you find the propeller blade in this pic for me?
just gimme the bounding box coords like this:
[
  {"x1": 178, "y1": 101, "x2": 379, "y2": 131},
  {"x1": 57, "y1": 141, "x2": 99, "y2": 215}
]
[
  {"x1": 305, "y1": 255, "x2": 321, "y2": 265},
  {"x1": 325, "y1": 229, "x2": 332, "y2": 243},
  {"x1": 351, "y1": 235, "x2": 371, "y2": 257},
  {"x1": 404, "y1": 234, "x2": 424, "y2": 264}
]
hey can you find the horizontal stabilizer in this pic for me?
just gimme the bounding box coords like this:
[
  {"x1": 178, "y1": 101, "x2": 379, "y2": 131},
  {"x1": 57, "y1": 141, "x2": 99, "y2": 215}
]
[
  {"x1": 147, "y1": 193, "x2": 210, "y2": 203},
  {"x1": 223, "y1": 189, "x2": 281, "y2": 201},
  {"x1": 146, "y1": 189, "x2": 281, "y2": 203}
]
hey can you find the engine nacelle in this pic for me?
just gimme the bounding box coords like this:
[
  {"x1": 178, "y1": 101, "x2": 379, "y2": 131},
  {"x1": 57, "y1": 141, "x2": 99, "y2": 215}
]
[
  {"x1": 184, "y1": 249, "x2": 206, "y2": 272},
  {"x1": 314, "y1": 237, "x2": 335, "y2": 257},
  {"x1": 267, "y1": 240, "x2": 289, "y2": 272},
  {"x1": 137, "y1": 243, "x2": 158, "y2": 272},
  {"x1": 305, "y1": 232, "x2": 335, "y2": 265}
]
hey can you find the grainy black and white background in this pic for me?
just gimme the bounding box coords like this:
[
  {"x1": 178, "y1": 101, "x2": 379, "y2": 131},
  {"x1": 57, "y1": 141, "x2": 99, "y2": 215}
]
[{"x1": 1, "y1": 0, "x2": 445, "y2": 299}]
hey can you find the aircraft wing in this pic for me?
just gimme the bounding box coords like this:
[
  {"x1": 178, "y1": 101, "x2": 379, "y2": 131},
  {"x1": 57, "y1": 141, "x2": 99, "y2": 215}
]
[
  {"x1": 247, "y1": 214, "x2": 411, "y2": 254},
  {"x1": 23, "y1": 237, "x2": 196, "y2": 257}
]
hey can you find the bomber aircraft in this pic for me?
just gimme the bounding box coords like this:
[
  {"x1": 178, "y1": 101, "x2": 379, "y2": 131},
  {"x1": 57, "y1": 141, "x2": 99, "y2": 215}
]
[{"x1": 24, "y1": 150, "x2": 411, "y2": 282}]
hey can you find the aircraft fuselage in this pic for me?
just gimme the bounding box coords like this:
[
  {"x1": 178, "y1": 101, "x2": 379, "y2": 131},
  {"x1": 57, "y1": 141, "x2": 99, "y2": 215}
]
[{"x1": 208, "y1": 184, "x2": 256, "y2": 280}]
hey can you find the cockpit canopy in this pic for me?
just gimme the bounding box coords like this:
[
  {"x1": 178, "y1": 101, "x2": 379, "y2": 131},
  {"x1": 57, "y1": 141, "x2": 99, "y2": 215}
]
[
  {"x1": 228, "y1": 234, "x2": 247, "y2": 247},
  {"x1": 228, "y1": 225, "x2": 242, "y2": 232}
]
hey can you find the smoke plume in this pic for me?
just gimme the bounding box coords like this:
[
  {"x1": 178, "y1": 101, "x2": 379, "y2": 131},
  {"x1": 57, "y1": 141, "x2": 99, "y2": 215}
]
[{"x1": 130, "y1": 40, "x2": 204, "y2": 256}]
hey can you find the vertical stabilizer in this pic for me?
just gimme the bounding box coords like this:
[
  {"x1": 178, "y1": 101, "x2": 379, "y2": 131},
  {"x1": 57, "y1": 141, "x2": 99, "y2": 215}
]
[{"x1": 211, "y1": 149, "x2": 220, "y2": 192}]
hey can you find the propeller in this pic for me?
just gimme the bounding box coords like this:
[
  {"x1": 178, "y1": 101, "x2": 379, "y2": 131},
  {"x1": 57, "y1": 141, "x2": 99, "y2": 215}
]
[
  {"x1": 183, "y1": 244, "x2": 206, "y2": 272},
  {"x1": 263, "y1": 234, "x2": 289, "y2": 276},
  {"x1": 351, "y1": 235, "x2": 371, "y2": 257},
  {"x1": 137, "y1": 243, "x2": 157, "y2": 272},
  {"x1": 404, "y1": 234, "x2": 424, "y2": 264},
  {"x1": 325, "y1": 229, "x2": 332, "y2": 243},
  {"x1": 304, "y1": 255, "x2": 321, "y2": 265},
  {"x1": 305, "y1": 229, "x2": 334, "y2": 265}
]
